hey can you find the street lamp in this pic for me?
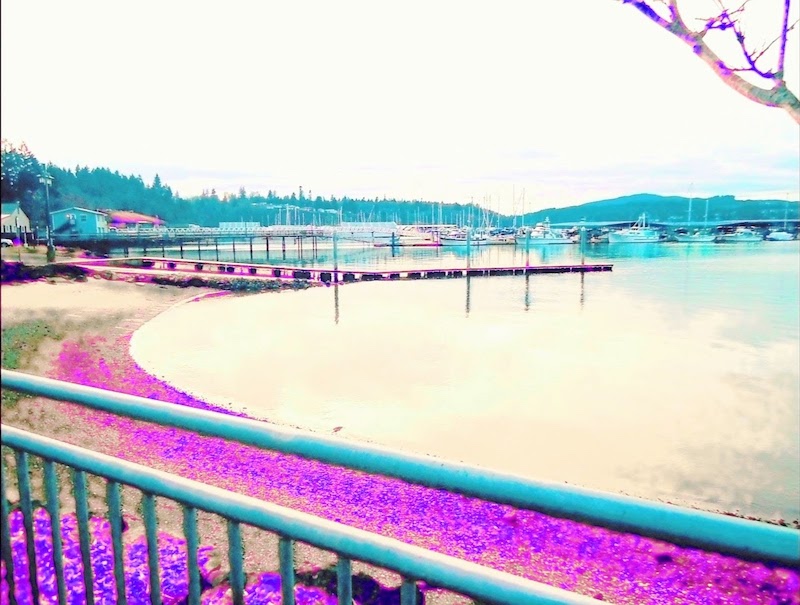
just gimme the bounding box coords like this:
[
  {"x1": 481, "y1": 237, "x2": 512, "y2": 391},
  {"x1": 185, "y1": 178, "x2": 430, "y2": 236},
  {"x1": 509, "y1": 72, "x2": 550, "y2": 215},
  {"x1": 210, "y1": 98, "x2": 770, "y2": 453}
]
[{"x1": 38, "y1": 165, "x2": 55, "y2": 262}]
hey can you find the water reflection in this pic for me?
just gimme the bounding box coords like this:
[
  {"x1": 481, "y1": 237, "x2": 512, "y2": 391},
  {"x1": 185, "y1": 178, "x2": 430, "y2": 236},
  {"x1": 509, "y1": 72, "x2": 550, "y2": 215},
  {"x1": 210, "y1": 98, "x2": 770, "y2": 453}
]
[
  {"x1": 333, "y1": 282, "x2": 340, "y2": 325},
  {"x1": 465, "y1": 275, "x2": 472, "y2": 317},
  {"x1": 330, "y1": 270, "x2": 589, "y2": 320},
  {"x1": 524, "y1": 274, "x2": 531, "y2": 312},
  {"x1": 131, "y1": 244, "x2": 800, "y2": 519},
  {"x1": 117, "y1": 238, "x2": 792, "y2": 270}
]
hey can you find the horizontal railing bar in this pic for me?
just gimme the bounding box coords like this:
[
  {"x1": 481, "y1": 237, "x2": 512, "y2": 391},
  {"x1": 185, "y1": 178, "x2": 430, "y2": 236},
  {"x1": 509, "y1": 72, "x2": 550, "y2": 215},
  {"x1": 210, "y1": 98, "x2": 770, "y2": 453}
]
[
  {"x1": 1, "y1": 425, "x2": 598, "y2": 605},
  {"x1": 2, "y1": 369, "x2": 796, "y2": 566}
]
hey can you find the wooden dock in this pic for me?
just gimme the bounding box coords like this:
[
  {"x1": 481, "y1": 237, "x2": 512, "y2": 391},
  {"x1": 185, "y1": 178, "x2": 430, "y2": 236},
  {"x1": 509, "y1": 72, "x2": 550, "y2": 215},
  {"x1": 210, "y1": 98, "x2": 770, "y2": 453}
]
[{"x1": 84, "y1": 257, "x2": 612, "y2": 283}]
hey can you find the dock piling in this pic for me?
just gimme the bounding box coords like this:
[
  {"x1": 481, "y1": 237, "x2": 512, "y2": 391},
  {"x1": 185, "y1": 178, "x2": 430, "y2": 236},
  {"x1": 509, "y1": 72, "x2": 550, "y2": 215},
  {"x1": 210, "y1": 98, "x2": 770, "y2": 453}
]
[
  {"x1": 466, "y1": 228, "x2": 472, "y2": 270},
  {"x1": 333, "y1": 232, "x2": 339, "y2": 283},
  {"x1": 525, "y1": 229, "x2": 531, "y2": 267}
]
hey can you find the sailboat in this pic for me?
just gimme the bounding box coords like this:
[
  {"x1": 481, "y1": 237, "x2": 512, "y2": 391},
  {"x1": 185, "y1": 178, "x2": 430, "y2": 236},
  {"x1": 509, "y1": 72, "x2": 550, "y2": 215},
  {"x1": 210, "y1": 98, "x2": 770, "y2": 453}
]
[
  {"x1": 766, "y1": 196, "x2": 795, "y2": 241},
  {"x1": 675, "y1": 196, "x2": 715, "y2": 243}
]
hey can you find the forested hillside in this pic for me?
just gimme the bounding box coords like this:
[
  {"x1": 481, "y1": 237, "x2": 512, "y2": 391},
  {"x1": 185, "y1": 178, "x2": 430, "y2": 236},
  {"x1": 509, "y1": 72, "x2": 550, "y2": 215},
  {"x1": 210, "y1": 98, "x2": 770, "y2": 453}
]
[{"x1": 2, "y1": 141, "x2": 796, "y2": 229}]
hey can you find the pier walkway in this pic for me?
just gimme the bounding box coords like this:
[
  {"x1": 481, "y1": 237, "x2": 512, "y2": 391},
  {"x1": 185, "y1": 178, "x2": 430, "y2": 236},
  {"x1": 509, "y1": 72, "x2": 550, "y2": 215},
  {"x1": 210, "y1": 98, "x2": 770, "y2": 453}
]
[{"x1": 71, "y1": 256, "x2": 613, "y2": 284}]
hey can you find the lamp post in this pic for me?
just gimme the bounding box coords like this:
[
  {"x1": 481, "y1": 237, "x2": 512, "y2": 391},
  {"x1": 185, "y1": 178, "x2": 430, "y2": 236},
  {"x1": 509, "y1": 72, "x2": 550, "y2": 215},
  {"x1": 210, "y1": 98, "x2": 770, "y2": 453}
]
[{"x1": 38, "y1": 166, "x2": 55, "y2": 262}]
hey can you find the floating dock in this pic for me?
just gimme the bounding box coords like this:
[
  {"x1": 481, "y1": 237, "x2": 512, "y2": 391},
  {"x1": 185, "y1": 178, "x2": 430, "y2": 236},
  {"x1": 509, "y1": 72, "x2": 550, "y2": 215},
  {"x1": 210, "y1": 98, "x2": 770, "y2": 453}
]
[{"x1": 81, "y1": 257, "x2": 612, "y2": 284}]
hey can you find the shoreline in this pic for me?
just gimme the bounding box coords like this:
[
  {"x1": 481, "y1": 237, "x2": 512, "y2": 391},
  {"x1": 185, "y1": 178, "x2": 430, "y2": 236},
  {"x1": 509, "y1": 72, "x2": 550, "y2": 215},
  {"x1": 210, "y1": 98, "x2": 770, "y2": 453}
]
[{"x1": 2, "y1": 273, "x2": 799, "y2": 604}]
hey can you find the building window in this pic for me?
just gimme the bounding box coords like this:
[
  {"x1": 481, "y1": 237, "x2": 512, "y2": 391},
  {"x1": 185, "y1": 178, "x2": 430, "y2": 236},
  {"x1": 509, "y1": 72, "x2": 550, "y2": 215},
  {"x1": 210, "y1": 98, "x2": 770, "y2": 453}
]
[{"x1": 80, "y1": 215, "x2": 87, "y2": 222}]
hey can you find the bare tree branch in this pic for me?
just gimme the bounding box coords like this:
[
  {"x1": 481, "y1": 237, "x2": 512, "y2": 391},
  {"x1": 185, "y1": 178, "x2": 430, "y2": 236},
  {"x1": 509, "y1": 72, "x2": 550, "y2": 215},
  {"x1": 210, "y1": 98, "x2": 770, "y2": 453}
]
[
  {"x1": 621, "y1": 0, "x2": 800, "y2": 124},
  {"x1": 779, "y1": 0, "x2": 791, "y2": 77}
]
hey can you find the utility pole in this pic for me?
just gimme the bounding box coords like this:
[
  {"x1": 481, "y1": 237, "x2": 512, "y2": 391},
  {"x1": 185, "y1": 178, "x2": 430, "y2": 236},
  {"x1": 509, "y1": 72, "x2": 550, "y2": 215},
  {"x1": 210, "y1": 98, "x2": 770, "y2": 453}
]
[{"x1": 39, "y1": 165, "x2": 55, "y2": 262}]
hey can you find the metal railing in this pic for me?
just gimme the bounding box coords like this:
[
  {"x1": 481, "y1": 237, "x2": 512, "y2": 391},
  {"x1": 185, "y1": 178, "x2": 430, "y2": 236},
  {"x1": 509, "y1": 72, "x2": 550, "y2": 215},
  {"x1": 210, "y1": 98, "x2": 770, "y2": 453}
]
[{"x1": 2, "y1": 369, "x2": 798, "y2": 605}]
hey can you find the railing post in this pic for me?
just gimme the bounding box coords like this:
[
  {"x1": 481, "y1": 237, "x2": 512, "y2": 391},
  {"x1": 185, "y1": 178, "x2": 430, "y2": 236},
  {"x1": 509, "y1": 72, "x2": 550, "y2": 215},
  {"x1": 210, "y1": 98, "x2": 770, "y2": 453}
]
[
  {"x1": 45, "y1": 461, "x2": 68, "y2": 605},
  {"x1": 72, "y1": 469, "x2": 96, "y2": 605},
  {"x1": 228, "y1": 520, "x2": 245, "y2": 605},
  {"x1": 183, "y1": 506, "x2": 201, "y2": 605},
  {"x1": 106, "y1": 480, "x2": 127, "y2": 605},
  {"x1": 142, "y1": 493, "x2": 162, "y2": 605},
  {"x1": 336, "y1": 557, "x2": 352, "y2": 605},
  {"x1": 0, "y1": 456, "x2": 18, "y2": 605},
  {"x1": 400, "y1": 578, "x2": 417, "y2": 605},
  {"x1": 279, "y1": 537, "x2": 295, "y2": 605},
  {"x1": 16, "y1": 452, "x2": 40, "y2": 604}
]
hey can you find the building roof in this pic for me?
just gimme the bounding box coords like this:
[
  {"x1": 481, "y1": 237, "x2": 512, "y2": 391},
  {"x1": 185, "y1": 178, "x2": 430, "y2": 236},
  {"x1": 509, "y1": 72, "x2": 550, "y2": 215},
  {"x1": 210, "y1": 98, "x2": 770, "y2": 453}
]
[
  {"x1": 1, "y1": 203, "x2": 20, "y2": 215},
  {"x1": 50, "y1": 206, "x2": 108, "y2": 216},
  {"x1": 105, "y1": 210, "x2": 165, "y2": 225}
]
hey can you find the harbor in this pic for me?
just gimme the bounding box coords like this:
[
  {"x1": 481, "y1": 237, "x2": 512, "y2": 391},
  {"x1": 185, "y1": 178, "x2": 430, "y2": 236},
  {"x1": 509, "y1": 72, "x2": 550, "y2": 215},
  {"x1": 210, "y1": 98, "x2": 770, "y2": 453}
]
[{"x1": 34, "y1": 213, "x2": 799, "y2": 263}]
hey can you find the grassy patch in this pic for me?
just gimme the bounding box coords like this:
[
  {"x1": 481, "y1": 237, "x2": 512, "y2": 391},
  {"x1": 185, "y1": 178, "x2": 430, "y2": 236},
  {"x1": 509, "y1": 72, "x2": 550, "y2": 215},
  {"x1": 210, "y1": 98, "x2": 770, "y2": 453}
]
[{"x1": 1, "y1": 320, "x2": 64, "y2": 408}]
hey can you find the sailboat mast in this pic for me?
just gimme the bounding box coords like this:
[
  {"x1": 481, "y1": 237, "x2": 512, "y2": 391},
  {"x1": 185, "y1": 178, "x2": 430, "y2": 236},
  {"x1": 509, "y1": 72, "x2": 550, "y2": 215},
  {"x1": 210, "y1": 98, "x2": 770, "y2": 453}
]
[
  {"x1": 512, "y1": 185, "x2": 516, "y2": 229},
  {"x1": 784, "y1": 193, "x2": 790, "y2": 230},
  {"x1": 703, "y1": 198, "x2": 709, "y2": 229}
]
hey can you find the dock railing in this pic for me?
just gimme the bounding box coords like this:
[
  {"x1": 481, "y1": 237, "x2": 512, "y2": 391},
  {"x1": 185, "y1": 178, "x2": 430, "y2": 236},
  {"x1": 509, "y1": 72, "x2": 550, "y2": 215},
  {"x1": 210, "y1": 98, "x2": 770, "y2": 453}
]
[{"x1": 2, "y1": 369, "x2": 798, "y2": 605}]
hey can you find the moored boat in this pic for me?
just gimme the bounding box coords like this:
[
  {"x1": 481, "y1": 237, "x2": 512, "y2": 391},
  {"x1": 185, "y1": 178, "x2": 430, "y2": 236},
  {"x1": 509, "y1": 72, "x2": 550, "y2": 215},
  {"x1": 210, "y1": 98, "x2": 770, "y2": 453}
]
[
  {"x1": 766, "y1": 198, "x2": 796, "y2": 241},
  {"x1": 514, "y1": 218, "x2": 573, "y2": 245},
  {"x1": 607, "y1": 213, "x2": 661, "y2": 243},
  {"x1": 438, "y1": 229, "x2": 491, "y2": 246},
  {"x1": 765, "y1": 230, "x2": 795, "y2": 241},
  {"x1": 674, "y1": 195, "x2": 716, "y2": 243},
  {"x1": 674, "y1": 230, "x2": 716, "y2": 243},
  {"x1": 715, "y1": 227, "x2": 763, "y2": 243}
]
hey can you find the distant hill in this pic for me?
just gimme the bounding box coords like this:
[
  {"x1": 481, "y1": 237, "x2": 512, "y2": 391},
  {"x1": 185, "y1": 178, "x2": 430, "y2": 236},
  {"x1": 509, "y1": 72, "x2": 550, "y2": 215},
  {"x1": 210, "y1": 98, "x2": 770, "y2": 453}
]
[{"x1": 520, "y1": 194, "x2": 799, "y2": 226}]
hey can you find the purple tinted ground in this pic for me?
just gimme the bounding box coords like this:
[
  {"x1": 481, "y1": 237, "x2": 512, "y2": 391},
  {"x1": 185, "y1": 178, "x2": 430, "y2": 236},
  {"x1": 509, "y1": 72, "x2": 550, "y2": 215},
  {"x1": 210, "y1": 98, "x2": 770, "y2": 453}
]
[
  {"x1": 11, "y1": 332, "x2": 799, "y2": 604},
  {"x1": 2, "y1": 509, "x2": 339, "y2": 604}
]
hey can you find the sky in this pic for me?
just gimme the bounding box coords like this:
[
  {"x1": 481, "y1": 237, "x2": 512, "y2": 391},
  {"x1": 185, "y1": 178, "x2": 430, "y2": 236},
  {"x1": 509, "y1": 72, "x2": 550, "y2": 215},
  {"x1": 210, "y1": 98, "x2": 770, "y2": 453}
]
[{"x1": 2, "y1": 0, "x2": 798, "y2": 214}]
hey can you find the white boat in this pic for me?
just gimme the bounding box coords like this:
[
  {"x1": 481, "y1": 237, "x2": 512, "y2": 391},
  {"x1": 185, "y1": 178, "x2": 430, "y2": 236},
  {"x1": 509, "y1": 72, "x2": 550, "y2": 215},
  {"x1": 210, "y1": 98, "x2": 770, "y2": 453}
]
[
  {"x1": 395, "y1": 226, "x2": 439, "y2": 246},
  {"x1": 607, "y1": 213, "x2": 661, "y2": 243},
  {"x1": 766, "y1": 198, "x2": 796, "y2": 241},
  {"x1": 765, "y1": 230, "x2": 794, "y2": 241},
  {"x1": 674, "y1": 231, "x2": 716, "y2": 243},
  {"x1": 486, "y1": 233, "x2": 517, "y2": 245},
  {"x1": 715, "y1": 227, "x2": 763, "y2": 242},
  {"x1": 514, "y1": 218, "x2": 573, "y2": 245},
  {"x1": 438, "y1": 229, "x2": 491, "y2": 246}
]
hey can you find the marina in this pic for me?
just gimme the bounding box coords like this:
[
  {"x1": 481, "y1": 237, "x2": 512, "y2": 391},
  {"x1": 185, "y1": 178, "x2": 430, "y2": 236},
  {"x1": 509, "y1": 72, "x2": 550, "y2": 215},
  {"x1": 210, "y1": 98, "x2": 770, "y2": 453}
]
[{"x1": 39, "y1": 213, "x2": 799, "y2": 263}]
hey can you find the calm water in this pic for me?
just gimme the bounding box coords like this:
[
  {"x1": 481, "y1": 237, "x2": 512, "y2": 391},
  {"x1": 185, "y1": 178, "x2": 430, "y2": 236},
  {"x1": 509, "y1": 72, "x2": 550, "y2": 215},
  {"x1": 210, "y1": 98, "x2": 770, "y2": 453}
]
[{"x1": 131, "y1": 242, "x2": 800, "y2": 520}]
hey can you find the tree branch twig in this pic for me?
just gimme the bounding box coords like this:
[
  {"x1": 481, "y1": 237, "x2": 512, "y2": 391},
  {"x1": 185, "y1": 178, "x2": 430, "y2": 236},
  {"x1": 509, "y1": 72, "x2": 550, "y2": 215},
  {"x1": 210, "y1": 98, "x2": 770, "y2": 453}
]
[{"x1": 621, "y1": 0, "x2": 800, "y2": 124}]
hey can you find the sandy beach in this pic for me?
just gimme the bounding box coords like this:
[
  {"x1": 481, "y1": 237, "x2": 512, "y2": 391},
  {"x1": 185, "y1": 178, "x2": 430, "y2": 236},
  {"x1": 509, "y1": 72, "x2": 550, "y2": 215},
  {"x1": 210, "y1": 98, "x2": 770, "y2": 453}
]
[{"x1": 2, "y1": 272, "x2": 799, "y2": 605}]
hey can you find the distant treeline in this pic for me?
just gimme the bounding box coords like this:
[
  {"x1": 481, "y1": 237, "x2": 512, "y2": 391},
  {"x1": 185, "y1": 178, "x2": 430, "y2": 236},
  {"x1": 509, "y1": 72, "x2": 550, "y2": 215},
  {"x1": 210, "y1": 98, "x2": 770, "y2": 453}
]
[{"x1": 2, "y1": 141, "x2": 796, "y2": 229}]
